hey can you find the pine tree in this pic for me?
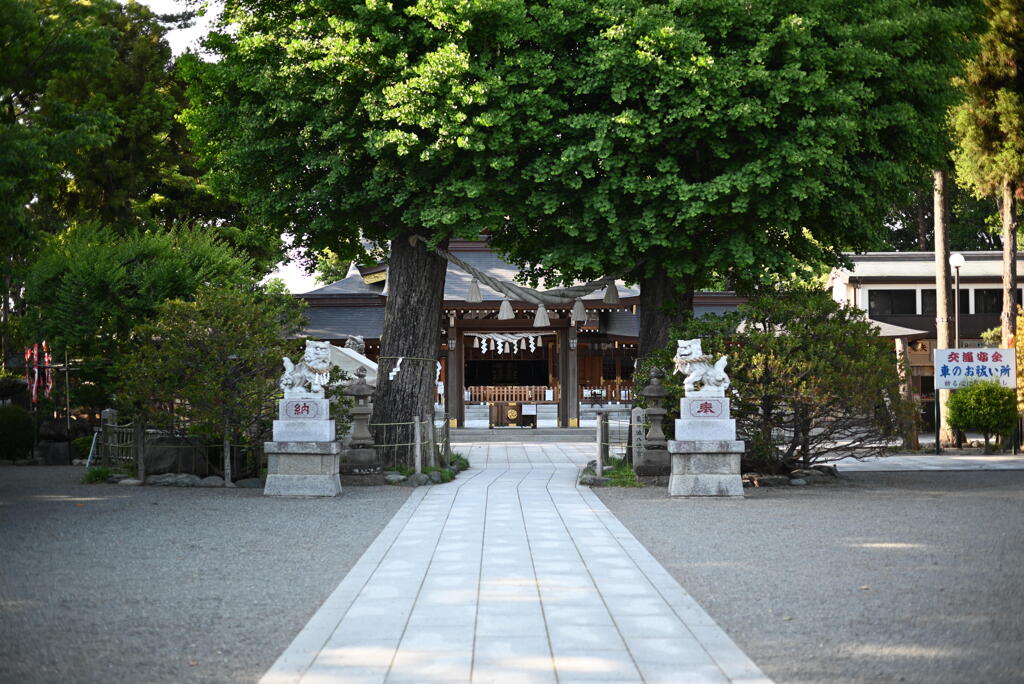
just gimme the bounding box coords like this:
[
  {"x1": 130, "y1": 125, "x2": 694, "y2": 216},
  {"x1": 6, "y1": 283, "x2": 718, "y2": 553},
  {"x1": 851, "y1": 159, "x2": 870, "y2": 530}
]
[{"x1": 953, "y1": 0, "x2": 1024, "y2": 348}]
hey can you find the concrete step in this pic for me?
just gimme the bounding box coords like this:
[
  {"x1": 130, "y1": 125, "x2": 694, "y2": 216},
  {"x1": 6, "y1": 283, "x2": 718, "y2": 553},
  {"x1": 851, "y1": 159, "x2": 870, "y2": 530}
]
[{"x1": 451, "y1": 427, "x2": 594, "y2": 443}]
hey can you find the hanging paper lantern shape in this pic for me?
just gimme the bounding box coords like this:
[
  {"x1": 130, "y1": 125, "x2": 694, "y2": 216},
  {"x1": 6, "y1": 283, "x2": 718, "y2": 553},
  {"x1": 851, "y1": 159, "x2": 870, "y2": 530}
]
[
  {"x1": 466, "y1": 277, "x2": 483, "y2": 303},
  {"x1": 533, "y1": 304, "x2": 550, "y2": 328},
  {"x1": 473, "y1": 336, "x2": 479, "y2": 348},
  {"x1": 520, "y1": 337, "x2": 527, "y2": 350},
  {"x1": 603, "y1": 283, "x2": 620, "y2": 304},
  {"x1": 502, "y1": 342, "x2": 508, "y2": 354},
  {"x1": 571, "y1": 298, "x2": 587, "y2": 324},
  {"x1": 498, "y1": 297, "x2": 515, "y2": 320}
]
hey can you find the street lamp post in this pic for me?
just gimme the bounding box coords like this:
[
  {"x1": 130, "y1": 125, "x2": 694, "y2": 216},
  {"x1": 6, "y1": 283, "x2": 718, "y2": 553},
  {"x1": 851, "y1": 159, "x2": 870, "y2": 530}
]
[
  {"x1": 948, "y1": 253, "x2": 966, "y2": 449},
  {"x1": 950, "y1": 252, "x2": 965, "y2": 348}
]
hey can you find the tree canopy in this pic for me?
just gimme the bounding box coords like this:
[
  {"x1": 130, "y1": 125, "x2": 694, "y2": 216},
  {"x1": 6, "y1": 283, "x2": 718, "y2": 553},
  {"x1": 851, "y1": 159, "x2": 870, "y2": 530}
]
[
  {"x1": 184, "y1": 0, "x2": 980, "y2": 356},
  {"x1": 951, "y1": 0, "x2": 1023, "y2": 345},
  {"x1": 24, "y1": 224, "x2": 255, "y2": 409},
  {"x1": 1, "y1": 0, "x2": 280, "y2": 366},
  {"x1": 116, "y1": 283, "x2": 305, "y2": 436},
  {"x1": 952, "y1": 0, "x2": 1024, "y2": 200}
]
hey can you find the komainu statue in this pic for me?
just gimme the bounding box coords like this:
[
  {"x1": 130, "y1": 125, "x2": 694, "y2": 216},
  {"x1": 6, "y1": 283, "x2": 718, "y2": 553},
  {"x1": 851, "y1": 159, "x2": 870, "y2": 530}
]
[
  {"x1": 280, "y1": 340, "x2": 332, "y2": 396},
  {"x1": 344, "y1": 335, "x2": 365, "y2": 354},
  {"x1": 672, "y1": 338, "x2": 730, "y2": 395}
]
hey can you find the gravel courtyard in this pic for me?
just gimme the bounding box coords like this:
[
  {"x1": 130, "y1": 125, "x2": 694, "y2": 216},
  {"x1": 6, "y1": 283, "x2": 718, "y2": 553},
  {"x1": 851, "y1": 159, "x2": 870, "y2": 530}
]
[
  {"x1": 598, "y1": 470, "x2": 1024, "y2": 684},
  {"x1": 0, "y1": 467, "x2": 410, "y2": 684}
]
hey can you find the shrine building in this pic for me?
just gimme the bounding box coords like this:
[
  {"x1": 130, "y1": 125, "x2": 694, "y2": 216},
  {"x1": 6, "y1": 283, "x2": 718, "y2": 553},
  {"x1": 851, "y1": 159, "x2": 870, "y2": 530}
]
[{"x1": 299, "y1": 240, "x2": 742, "y2": 427}]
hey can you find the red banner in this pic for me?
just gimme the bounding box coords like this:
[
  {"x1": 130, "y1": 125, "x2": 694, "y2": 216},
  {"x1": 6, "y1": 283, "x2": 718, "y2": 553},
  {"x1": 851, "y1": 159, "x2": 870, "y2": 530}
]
[
  {"x1": 31, "y1": 344, "x2": 39, "y2": 404},
  {"x1": 43, "y1": 341, "x2": 54, "y2": 398}
]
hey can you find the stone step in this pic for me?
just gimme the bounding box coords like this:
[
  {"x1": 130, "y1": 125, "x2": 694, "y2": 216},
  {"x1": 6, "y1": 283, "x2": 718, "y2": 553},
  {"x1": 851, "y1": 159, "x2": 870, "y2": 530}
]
[{"x1": 451, "y1": 427, "x2": 594, "y2": 443}]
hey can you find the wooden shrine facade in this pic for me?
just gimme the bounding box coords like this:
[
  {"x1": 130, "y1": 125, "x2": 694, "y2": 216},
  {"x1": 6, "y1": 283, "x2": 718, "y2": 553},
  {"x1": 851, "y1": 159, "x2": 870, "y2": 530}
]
[{"x1": 298, "y1": 240, "x2": 742, "y2": 427}]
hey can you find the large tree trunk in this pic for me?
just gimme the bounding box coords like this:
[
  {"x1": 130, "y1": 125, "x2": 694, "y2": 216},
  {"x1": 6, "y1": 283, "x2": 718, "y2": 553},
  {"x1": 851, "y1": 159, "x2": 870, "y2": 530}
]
[
  {"x1": 638, "y1": 265, "x2": 693, "y2": 360},
  {"x1": 934, "y1": 169, "x2": 955, "y2": 446},
  {"x1": 1001, "y1": 180, "x2": 1018, "y2": 348},
  {"x1": 371, "y1": 234, "x2": 448, "y2": 467},
  {"x1": 915, "y1": 197, "x2": 929, "y2": 251}
]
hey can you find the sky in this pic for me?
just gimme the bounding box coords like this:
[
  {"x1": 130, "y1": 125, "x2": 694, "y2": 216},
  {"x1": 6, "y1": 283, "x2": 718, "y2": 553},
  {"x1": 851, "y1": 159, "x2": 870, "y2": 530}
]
[{"x1": 135, "y1": 0, "x2": 321, "y2": 293}]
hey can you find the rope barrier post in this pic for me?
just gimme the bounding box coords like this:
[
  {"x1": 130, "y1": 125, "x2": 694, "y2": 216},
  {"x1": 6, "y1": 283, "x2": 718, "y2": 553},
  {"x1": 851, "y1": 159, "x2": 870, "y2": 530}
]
[
  {"x1": 596, "y1": 411, "x2": 609, "y2": 474},
  {"x1": 427, "y1": 419, "x2": 437, "y2": 468},
  {"x1": 413, "y1": 416, "x2": 423, "y2": 475}
]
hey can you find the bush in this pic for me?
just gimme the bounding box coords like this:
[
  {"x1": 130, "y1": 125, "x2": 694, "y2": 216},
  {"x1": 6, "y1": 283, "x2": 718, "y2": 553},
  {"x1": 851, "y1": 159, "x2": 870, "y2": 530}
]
[
  {"x1": 72, "y1": 435, "x2": 94, "y2": 459},
  {"x1": 947, "y1": 381, "x2": 1018, "y2": 452},
  {"x1": 637, "y1": 287, "x2": 917, "y2": 473},
  {"x1": 448, "y1": 453, "x2": 470, "y2": 472},
  {"x1": 0, "y1": 405, "x2": 34, "y2": 460}
]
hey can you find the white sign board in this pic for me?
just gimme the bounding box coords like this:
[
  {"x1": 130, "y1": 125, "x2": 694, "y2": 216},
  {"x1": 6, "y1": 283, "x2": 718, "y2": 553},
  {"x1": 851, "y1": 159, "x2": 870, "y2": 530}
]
[{"x1": 934, "y1": 348, "x2": 1016, "y2": 390}]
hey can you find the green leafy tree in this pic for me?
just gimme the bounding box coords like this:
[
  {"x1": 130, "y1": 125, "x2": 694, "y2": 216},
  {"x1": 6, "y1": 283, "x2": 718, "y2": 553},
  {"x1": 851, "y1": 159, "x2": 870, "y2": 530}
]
[
  {"x1": 946, "y1": 380, "x2": 1018, "y2": 451},
  {"x1": 23, "y1": 223, "x2": 255, "y2": 409},
  {"x1": 1, "y1": 0, "x2": 278, "y2": 365},
  {"x1": 478, "y1": 0, "x2": 980, "y2": 356},
  {"x1": 886, "y1": 172, "x2": 1009, "y2": 251},
  {"x1": 116, "y1": 284, "x2": 306, "y2": 483},
  {"x1": 952, "y1": 0, "x2": 1024, "y2": 347},
  {"x1": 1, "y1": 0, "x2": 117, "y2": 361},
  {"x1": 182, "y1": 0, "x2": 975, "y2": 446},
  {"x1": 314, "y1": 249, "x2": 351, "y2": 286},
  {"x1": 637, "y1": 288, "x2": 916, "y2": 472}
]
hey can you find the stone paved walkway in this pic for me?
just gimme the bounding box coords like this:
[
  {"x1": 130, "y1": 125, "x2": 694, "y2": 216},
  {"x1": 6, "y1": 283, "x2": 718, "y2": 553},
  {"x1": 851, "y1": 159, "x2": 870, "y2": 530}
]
[{"x1": 261, "y1": 443, "x2": 770, "y2": 684}]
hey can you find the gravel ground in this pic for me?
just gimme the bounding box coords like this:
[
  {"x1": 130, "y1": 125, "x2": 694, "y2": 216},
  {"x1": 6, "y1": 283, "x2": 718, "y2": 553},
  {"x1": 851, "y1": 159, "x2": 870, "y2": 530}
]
[
  {"x1": 0, "y1": 467, "x2": 410, "y2": 684},
  {"x1": 597, "y1": 471, "x2": 1024, "y2": 684}
]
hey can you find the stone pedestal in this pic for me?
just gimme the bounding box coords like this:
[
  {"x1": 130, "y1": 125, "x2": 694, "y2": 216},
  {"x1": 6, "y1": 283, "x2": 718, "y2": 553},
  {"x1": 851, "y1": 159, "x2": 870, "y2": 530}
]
[
  {"x1": 264, "y1": 441, "x2": 343, "y2": 496},
  {"x1": 668, "y1": 392, "x2": 744, "y2": 497},
  {"x1": 264, "y1": 395, "x2": 341, "y2": 497},
  {"x1": 667, "y1": 440, "x2": 744, "y2": 496}
]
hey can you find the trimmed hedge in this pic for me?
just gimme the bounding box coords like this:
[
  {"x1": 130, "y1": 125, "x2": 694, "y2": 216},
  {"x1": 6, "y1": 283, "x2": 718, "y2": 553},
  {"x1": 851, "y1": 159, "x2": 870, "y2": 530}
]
[{"x1": 0, "y1": 405, "x2": 34, "y2": 460}]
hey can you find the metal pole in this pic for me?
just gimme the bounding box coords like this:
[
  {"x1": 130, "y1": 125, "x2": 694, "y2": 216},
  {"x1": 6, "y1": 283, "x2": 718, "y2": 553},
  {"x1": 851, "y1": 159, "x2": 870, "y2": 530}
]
[
  {"x1": 595, "y1": 411, "x2": 603, "y2": 475},
  {"x1": 954, "y1": 266, "x2": 961, "y2": 348},
  {"x1": 934, "y1": 393, "x2": 941, "y2": 455},
  {"x1": 953, "y1": 265, "x2": 961, "y2": 450}
]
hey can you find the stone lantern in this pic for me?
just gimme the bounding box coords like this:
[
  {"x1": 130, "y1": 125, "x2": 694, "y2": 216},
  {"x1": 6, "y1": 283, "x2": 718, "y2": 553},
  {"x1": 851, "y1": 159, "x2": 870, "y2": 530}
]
[
  {"x1": 634, "y1": 367, "x2": 669, "y2": 474},
  {"x1": 641, "y1": 367, "x2": 669, "y2": 450},
  {"x1": 343, "y1": 366, "x2": 377, "y2": 470}
]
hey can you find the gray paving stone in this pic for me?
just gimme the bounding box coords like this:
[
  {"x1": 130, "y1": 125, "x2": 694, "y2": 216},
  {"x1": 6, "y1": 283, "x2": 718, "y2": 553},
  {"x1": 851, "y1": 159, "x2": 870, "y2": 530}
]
[{"x1": 257, "y1": 441, "x2": 771, "y2": 684}]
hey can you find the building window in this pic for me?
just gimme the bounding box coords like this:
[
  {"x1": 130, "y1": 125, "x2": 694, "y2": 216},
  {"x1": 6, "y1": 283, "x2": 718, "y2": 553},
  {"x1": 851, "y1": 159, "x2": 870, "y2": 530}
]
[
  {"x1": 868, "y1": 290, "x2": 916, "y2": 316},
  {"x1": 974, "y1": 288, "x2": 1023, "y2": 314},
  {"x1": 921, "y1": 289, "x2": 970, "y2": 315}
]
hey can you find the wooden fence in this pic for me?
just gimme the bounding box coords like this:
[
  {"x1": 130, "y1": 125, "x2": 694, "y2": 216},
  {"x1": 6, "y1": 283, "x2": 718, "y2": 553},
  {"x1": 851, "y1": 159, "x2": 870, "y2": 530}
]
[
  {"x1": 579, "y1": 382, "x2": 633, "y2": 403},
  {"x1": 467, "y1": 386, "x2": 557, "y2": 403}
]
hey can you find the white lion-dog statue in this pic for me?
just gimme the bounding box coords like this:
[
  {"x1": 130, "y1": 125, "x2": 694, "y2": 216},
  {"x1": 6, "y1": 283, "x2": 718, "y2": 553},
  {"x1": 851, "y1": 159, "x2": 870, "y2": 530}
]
[
  {"x1": 672, "y1": 338, "x2": 730, "y2": 395},
  {"x1": 280, "y1": 340, "x2": 332, "y2": 397}
]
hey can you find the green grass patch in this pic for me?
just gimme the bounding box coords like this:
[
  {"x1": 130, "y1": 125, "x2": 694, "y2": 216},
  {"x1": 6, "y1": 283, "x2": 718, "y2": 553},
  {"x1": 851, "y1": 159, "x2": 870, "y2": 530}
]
[
  {"x1": 384, "y1": 465, "x2": 415, "y2": 477},
  {"x1": 604, "y1": 457, "x2": 643, "y2": 488},
  {"x1": 81, "y1": 466, "x2": 112, "y2": 484},
  {"x1": 423, "y1": 466, "x2": 454, "y2": 483},
  {"x1": 448, "y1": 452, "x2": 470, "y2": 472}
]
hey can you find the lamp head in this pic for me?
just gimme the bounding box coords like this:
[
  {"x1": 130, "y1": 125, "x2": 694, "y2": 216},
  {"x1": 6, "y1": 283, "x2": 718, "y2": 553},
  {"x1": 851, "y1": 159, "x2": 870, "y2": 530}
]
[{"x1": 949, "y1": 253, "x2": 966, "y2": 269}]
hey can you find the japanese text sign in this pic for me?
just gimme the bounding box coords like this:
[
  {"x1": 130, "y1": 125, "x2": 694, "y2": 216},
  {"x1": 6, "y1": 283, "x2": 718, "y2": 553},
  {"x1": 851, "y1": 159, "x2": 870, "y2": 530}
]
[{"x1": 934, "y1": 348, "x2": 1016, "y2": 390}]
